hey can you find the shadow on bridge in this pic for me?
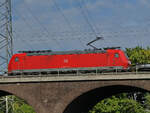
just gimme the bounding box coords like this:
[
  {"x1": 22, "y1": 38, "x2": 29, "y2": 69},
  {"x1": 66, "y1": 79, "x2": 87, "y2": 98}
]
[
  {"x1": 63, "y1": 85, "x2": 148, "y2": 113},
  {"x1": 0, "y1": 90, "x2": 10, "y2": 97}
]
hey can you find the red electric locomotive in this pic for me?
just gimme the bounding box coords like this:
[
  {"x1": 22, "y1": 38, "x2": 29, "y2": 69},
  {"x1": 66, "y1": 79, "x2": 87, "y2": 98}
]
[{"x1": 8, "y1": 48, "x2": 131, "y2": 75}]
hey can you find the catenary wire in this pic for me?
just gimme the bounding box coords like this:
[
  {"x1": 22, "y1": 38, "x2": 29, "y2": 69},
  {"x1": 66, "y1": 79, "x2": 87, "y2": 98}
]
[
  {"x1": 77, "y1": 0, "x2": 98, "y2": 38},
  {"x1": 49, "y1": 0, "x2": 86, "y2": 48},
  {"x1": 13, "y1": 30, "x2": 34, "y2": 50},
  {"x1": 81, "y1": 0, "x2": 100, "y2": 36},
  {"x1": 22, "y1": 0, "x2": 64, "y2": 50}
]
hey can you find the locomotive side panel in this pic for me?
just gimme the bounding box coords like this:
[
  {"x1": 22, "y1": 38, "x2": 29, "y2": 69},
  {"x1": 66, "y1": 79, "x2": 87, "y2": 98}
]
[
  {"x1": 23, "y1": 55, "x2": 49, "y2": 70},
  {"x1": 27, "y1": 53, "x2": 108, "y2": 69},
  {"x1": 9, "y1": 52, "x2": 109, "y2": 73}
]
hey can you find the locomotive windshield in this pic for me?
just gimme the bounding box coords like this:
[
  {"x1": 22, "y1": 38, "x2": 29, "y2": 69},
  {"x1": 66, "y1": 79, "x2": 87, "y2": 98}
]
[
  {"x1": 15, "y1": 57, "x2": 19, "y2": 62},
  {"x1": 115, "y1": 53, "x2": 119, "y2": 58}
]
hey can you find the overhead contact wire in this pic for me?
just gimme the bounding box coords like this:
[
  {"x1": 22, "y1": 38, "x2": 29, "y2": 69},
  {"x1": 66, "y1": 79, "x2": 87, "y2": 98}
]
[
  {"x1": 49, "y1": 0, "x2": 85, "y2": 48},
  {"x1": 22, "y1": 0, "x2": 63, "y2": 49},
  {"x1": 82, "y1": 0, "x2": 100, "y2": 36},
  {"x1": 77, "y1": 0, "x2": 98, "y2": 38}
]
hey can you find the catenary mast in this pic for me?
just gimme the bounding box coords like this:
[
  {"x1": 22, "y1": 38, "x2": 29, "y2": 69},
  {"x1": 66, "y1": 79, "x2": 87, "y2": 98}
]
[{"x1": 0, "y1": 0, "x2": 13, "y2": 74}]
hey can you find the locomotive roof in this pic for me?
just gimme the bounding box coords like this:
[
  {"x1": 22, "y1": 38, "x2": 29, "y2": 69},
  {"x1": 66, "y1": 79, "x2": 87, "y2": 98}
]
[
  {"x1": 22, "y1": 49, "x2": 108, "y2": 56},
  {"x1": 18, "y1": 47, "x2": 121, "y2": 56}
]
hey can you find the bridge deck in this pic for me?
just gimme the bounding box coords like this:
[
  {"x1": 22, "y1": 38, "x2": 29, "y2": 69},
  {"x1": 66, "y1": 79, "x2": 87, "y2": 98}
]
[{"x1": 0, "y1": 73, "x2": 150, "y2": 83}]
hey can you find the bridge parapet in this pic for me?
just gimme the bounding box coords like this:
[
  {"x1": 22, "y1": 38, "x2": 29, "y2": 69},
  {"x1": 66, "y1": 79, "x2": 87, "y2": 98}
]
[{"x1": 0, "y1": 73, "x2": 150, "y2": 83}]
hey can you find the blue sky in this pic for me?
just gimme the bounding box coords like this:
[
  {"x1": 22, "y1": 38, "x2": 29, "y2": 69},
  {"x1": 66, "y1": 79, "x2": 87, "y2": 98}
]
[{"x1": 12, "y1": 0, "x2": 150, "y2": 52}]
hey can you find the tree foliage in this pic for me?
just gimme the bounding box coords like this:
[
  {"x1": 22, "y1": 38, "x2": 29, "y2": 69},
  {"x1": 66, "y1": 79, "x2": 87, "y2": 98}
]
[
  {"x1": 144, "y1": 93, "x2": 150, "y2": 112},
  {"x1": 12, "y1": 96, "x2": 35, "y2": 113},
  {"x1": 89, "y1": 93, "x2": 150, "y2": 113},
  {"x1": 0, "y1": 96, "x2": 35, "y2": 113},
  {"x1": 125, "y1": 46, "x2": 150, "y2": 66},
  {"x1": 89, "y1": 95, "x2": 147, "y2": 113}
]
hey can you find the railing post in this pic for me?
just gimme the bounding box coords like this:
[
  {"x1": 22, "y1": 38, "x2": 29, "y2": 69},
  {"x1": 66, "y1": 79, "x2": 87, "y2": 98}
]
[
  {"x1": 58, "y1": 69, "x2": 59, "y2": 76},
  {"x1": 136, "y1": 65, "x2": 138, "y2": 74},
  {"x1": 77, "y1": 69, "x2": 79, "y2": 75},
  {"x1": 115, "y1": 67, "x2": 117, "y2": 74},
  {"x1": 96, "y1": 68, "x2": 97, "y2": 75}
]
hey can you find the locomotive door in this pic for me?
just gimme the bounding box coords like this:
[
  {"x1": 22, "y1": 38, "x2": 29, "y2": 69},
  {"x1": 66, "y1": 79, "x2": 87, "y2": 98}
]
[
  {"x1": 107, "y1": 52, "x2": 119, "y2": 67},
  {"x1": 113, "y1": 53, "x2": 119, "y2": 66},
  {"x1": 15, "y1": 56, "x2": 25, "y2": 73},
  {"x1": 107, "y1": 53, "x2": 113, "y2": 67},
  {"x1": 14, "y1": 57, "x2": 19, "y2": 71}
]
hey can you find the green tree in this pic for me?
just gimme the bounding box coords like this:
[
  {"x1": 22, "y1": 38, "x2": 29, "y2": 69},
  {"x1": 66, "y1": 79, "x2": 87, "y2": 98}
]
[
  {"x1": 12, "y1": 96, "x2": 35, "y2": 113},
  {"x1": 144, "y1": 93, "x2": 150, "y2": 112},
  {"x1": 89, "y1": 95, "x2": 146, "y2": 113},
  {"x1": 0, "y1": 96, "x2": 35, "y2": 113},
  {"x1": 125, "y1": 46, "x2": 150, "y2": 66}
]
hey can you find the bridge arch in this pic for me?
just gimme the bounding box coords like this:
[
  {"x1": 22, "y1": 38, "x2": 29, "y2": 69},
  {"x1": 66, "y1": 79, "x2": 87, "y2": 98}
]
[
  {"x1": 0, "y1": 90, "x2": 11, "y2": 97},
  {"x1": 63, "y1": 85, "x2": 149, "y2": 113}
]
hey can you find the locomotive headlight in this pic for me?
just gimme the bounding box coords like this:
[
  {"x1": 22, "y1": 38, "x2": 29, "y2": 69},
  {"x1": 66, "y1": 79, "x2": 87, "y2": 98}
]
[{"x1": 128, "y1": 61, "x2": 131, "y2": 65}]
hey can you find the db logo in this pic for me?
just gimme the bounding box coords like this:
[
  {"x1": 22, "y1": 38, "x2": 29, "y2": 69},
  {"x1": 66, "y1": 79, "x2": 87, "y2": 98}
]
[{"x1": 64, "y1": 59, "x2": 68, "y2": 63}]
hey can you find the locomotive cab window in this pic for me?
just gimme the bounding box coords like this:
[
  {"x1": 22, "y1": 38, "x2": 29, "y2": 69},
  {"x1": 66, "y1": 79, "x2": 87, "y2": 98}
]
[
  {"x1": 15, "y1": 57, "x2": 19, "y2": 62},
  {"x1": 115, "y1": 53, "x2": 119, "y2": 58}
]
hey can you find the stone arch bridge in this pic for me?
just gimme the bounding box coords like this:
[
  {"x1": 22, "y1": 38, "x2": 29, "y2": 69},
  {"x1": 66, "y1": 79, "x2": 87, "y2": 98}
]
[{"x1": 0, "y1": 74, "x2": 150, "y2": 113}]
